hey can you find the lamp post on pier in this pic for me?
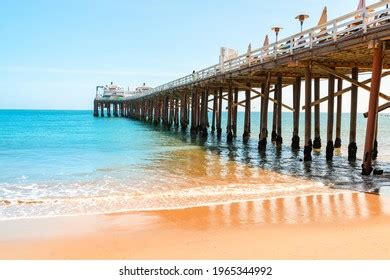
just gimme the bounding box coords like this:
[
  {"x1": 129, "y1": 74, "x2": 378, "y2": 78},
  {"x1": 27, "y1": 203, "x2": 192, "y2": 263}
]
[
  {"x1": 295, "y1": 14, "x2": 309, "y2": 32},
  {"x1": 271, "y1": 26, "x2": 283, "y2": 43}
]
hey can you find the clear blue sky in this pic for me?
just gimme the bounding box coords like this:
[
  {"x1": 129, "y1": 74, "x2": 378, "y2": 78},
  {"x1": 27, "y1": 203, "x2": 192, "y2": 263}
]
[{"x1": 0, "y1": 0, "x2": 386, "y2": 111}]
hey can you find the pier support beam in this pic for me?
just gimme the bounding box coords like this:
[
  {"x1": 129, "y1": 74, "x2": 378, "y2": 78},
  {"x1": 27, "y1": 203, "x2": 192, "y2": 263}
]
[
  {"x1": 335, "y1": 78, "x2": 343, "y2": 148},
  {"x1": 190, "y1": 88, "x2": 197, "y2": 134},
  {"x1": 119, "y1": 103, "x2": 123, "y2": 117},
  {"x1": 196, "y1": 88, "x2": 201, "y2": 132},
  {"x1": 217, "y1": 87, "x2": 223, "y2": 137},
  {"x1": 326, "y1": 73, "x2": 335, "y2": 161},
  {"x1": 313, "y1": 78, "x2": 321, "y2": 149},
  {"x1": 243, "y1": 83, "x2": 251, "y2": 141},
  {"x1": 100, "y1": 102, "x2": 104, "y2": 117},
  {"x1": 348, "y1": 67, "x2": 359, "y2": 161},
  {"x1": 200, "y1": 89, "x2": 208, "y2": 137},
  {"x1": 259, "y1": 74, "x2": 270, "y2": 150},
  {"x1": 304, "y1": 65, "x2": 312, "y2": 161},
  {"x1": 174, "y1": 98, "x2": 179, "y2": 128},
  {"x1": 129, "y1": 103, "x2": 133, "y2": 118},
  {"x1": 106, "y1": 103, "x2": 111, "y2": 117},
  {"x1": 211, "y1": 89, "x2": 217, "y2": 133},
  {"x1": 181, "y1": 94, "x2": 188, "y2": 130},
  {"x1": 148, "y1": 100, "x2": 153, "y2": 123},
  {"x1": 113, "y1": 103, "x2": 118, "y2": 117},
  {"x1": 372, "y1": 116, "x2": 379, "y2": 160},
  {"x1": 232, "y1": 88, "x2": 238, "y2": 137},
  {"x1": 163, "y1": 96, "x2": 169, "y2": 127},
  {"x1": 292, "y1": 77, "x2": 301, "y2": 149},
  {"x1": 93, "y1": 100, "x2": 99, "y2": 117},
  {"x1": 227, "y1": 82, "x2": 234, "y2": 142},
  {"x1": 271, "y1": 87, "x2": 277, "y2": 143},
  {"x1": 276, "y1": 75, "x2": 283, "y2": 147},
  {"x1": 168, "y1": 96, "x2": 174, "y2": 127},
  {"x1": 362, "y1": 42, "x2": 383, "y2": 175},
  {"x1": 187, "y1": 96, "x2": 190, "y2": 127},
  {"x1": 154, "y1": 99, "x2": 159, "y2": 125}
]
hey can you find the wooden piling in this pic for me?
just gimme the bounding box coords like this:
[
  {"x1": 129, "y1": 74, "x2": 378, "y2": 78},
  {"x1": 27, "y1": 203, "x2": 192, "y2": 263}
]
[
  {"x1": 190, "y1": 88, "x2": 197, "y2": 134},
  {"x1": 168, "y1": 96, "x2": 174, "y2": 127},
  {"x1": 148, "y1": 100, "x2": 153, "y2": 123},
  {"x1": 211, "y1": 89, "x2": 217, "y2": 133},
  {"x1": 348, "y1": 67, "x2": 359, "y2": 161},
  {"x1": 335, "y1": 78, "x2": 343, "y2": 148},
  {"x1": 205, "y1": 89, "x2": 209, "y2": 131},
  {"x1": 260, "y1": 83, "x2": 265, "y2": 137},
  {"x1": 200, "y1": 89, "x2": 205, "y2": 133},
  {"x1": 187, "y1": 97, "x2": 190, "y2": 126},
  {"x1": 233, "y1": 88, "x2": 238, "y2": 137},
  {"x1": 217, "y1": 87, "x2": 223, "y2": 137},
  {"x1": 100, "y1": 102, "x2": 104, "y2": 117},
  {"x1": 271, "y1": 87, "x2": 277, "y2": 142},
  {"x1": 196, "y1": 88, "x2": 201, "y2": 132},
  {"x1": 313, "y1": 78, "x2": 321, "y2": 149},
  {"x1": 144, "y1": 101, "x2": 148, "y2": 121},
  {"x1": 243, "y1": 83, "x2": 251, "y2": 141},
  {"x1": 372, "y1": 116, "x2": 379, "y2": 160},
  {"x1": 181, "y1": 94, "x2": 188, "y2": 130},
  {"x1": 292, "y1": 77, "x2": 301, "y2": 149},
  {"x1": 326, "y1": 73, "x2": 335, "y2": 161},
  {"x1": 154, "y1": 99, "x2": 158, "y2": 124},
  {"x1": 362, "y1": 42, "x2": 383, "y2": 175},
  {"x1": 163, "y1": 96, "x2": 168, "y2": 127},
  {"x1": 174, "y1": 98, "x2": 179, "y2": 127},
  {"x1": 139, "y1": 102, "x2": 142, "y2": 119},
  {"x1": 113, "y1": 103, "x2": 118, "y2": 117},
  {"x1": 304, "y1": 65, "x2": 312, "y2": 161},
  {"x1": 119, "y1": 103, "x2": 123, "y2": 117},
  {"x1": 200, "y1": 89, "x2": 208, "y2": 137},
  {"x1": 107, "y1": 103, "x2": 111, "y2": 117},
  {"x1": 276, "y1": 75, "x2": 283, "y2": 147},
  {"x1": 227, "y1": 81, "x2": 234, "y2": 141},
  {"x1": 93, "y1": 100, "x2": 99, "y2": 117},
  {"x1": 259, "y1": 73, "x2": 270, "y2": 150}
]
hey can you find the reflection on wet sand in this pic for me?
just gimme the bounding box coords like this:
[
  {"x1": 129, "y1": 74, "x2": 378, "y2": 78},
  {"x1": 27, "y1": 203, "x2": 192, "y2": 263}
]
[
  {"x1": 152, "y1": 146, "x2": 319, "y2": 190},
  {"x1": 152, "y1": 193, "x2": 390, "y2": 229}
]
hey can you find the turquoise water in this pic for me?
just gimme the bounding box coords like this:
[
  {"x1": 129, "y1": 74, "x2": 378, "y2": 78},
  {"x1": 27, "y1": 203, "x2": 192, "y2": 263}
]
[{"x1": 0, "y1": 110, "x2": 389, "y2": 220}]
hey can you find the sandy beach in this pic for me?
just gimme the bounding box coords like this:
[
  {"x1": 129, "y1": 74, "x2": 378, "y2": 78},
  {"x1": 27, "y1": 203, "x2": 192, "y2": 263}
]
[{"x1": 1, "y1": 192, "x2": 390, "y2": 260}]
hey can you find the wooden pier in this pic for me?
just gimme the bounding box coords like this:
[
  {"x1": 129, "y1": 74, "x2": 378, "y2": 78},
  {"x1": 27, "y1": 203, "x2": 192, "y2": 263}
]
[{"x1": 94, "y1": 1, "x2": 390, "y2": 175}]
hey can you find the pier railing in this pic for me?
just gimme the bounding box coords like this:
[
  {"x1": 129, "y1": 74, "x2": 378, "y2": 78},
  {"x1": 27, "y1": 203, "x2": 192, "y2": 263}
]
[{"x1": 127, "y1": 1, "x2": 389, "y2": 101}]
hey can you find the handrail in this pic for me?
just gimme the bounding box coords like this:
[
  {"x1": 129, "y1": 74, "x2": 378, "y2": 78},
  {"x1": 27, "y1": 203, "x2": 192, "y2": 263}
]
[{"x1": 124, "y1": 1, "x2": 389, "y2": 101}]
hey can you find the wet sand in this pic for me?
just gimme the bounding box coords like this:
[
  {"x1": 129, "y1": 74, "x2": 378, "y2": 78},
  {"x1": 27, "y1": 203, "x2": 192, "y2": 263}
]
[{"x1": 0, "y1": 192, "x2": 390, "y2": 259}]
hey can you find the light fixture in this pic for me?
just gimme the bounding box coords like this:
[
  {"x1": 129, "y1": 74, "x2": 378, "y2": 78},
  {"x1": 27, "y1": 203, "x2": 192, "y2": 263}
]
[{"x1": 295, "y1": 14, "x2": 309, "y2": 32}]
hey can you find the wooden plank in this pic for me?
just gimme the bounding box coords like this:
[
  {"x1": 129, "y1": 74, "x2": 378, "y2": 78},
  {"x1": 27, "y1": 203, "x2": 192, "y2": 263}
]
[
  {"x1": 314, "y1": 62, "x2": 390, "y2": 101},
  {"x1": 232, "y1": 80, "x2": 294, "y2": 111},
  {"x1": 302, "y1": 71, "x2": 390, "y2": 109},
  {"x1": 364, "y1": 102, "x2": 390, "y2": 118}
]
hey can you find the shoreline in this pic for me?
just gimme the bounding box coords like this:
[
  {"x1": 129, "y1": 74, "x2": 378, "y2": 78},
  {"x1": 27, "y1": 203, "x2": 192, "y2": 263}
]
[
  {"x1": 1, "y1": 192, "x2": 390, "y2": 259},
  {"x1": 0, "y1": 189, "x2": 356, "y2": 222}
]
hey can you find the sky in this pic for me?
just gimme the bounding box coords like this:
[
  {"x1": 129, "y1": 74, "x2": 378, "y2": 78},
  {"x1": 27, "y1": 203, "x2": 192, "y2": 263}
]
[{"x1": 0, "y1": 0, "x2": 387, "y2": 111}]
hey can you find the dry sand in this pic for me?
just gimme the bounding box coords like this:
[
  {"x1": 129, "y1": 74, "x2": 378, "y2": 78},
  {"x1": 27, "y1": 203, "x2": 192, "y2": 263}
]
[{"x1": 1, "y1": 192, "x2": 390, "y2": 259}]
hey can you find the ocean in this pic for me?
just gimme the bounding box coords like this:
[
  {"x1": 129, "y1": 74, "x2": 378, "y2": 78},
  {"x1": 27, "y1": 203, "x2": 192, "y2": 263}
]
[{"x1": 0, "y1": 110, "x2": 389, "y2": 220}]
